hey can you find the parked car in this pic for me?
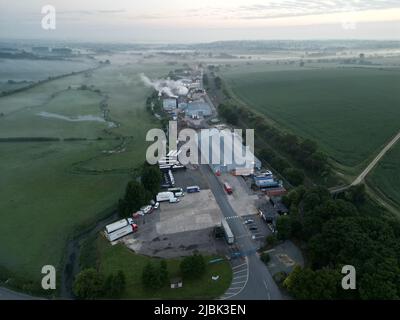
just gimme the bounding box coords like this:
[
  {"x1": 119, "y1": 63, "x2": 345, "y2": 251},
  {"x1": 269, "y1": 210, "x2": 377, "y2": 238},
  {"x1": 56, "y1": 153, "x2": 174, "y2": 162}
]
[
  {"x1": 169, "y1": 197, "x2": 180, "y2": 203},
  {"x1": 153, "y1": 202, "x2": 160, "y2": 210},
  {"x1": 249, "y1": 226, "x2": 258, "y2": 231},
  {"x1": 175, "y1": 192, "x2": 185, "y2": 197},
  {"x1": 140, "y1": 205, "x2": 153, "y2": 214},
  {"x1": 244, "y1": 219, "x2": 254, "y2": 224}
]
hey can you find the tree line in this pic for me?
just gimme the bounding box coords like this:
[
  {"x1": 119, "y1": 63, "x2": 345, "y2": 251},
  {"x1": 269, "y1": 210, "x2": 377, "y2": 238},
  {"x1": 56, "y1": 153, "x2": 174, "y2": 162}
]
[{"x1": 275, "y1": 184, "x2": 400, "y2": 299}]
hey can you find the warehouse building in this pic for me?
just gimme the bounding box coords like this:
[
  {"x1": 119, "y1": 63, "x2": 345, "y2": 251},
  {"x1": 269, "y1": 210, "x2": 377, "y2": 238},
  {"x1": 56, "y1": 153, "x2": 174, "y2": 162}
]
[
  {"x1": 198, "y1": 129, "x2": 261, "y2": 176},
  {"x1": 185, "y1": 100, "x2": 212, "y2": 118},
  {"x1": 163, "y1": 98, "x2": 178, "y2": 111}
]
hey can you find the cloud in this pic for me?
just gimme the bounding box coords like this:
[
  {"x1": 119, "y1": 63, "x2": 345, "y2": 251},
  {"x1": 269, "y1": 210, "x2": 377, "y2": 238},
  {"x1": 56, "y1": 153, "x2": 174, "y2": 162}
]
[{"x1": 234, "y1": 0, "x2": 400, "y2": 20}]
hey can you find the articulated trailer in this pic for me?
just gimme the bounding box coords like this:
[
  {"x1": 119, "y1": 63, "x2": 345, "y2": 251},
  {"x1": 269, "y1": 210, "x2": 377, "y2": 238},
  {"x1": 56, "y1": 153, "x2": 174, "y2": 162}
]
[
  {"x1": 105, "y1": 218, "x2": 138, "y2": 242},
  {"x1": 221, "y1": 219, "x2": 235, "y2": 245},
  {"x1": 105, "y1": 218, "x2": 134, "y2": 234},
  {"x1": 106, "y1": 223, "x2": 138, "y2": 242}
]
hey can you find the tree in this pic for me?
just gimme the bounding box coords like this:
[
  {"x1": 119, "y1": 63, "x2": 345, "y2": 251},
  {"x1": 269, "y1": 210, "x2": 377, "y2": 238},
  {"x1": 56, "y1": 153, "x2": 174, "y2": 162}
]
[
  {"x1": 118, "y1": 181, "x2": 148, "y2": 217},
  {"x1": 283, "y1": 168, "x2": 305, "y2": 186},
  {"x1": 141, "y1": 165, "x2": 162, "y2": 198},
  {"x1": 159, "y1": 260, "x2": 169, "y2": 286},
  {"x1": 73, "y1": 268, "x2": 104, "y2": 299},
  {"x1": 260, "y1": 252, "x2": 271, "y2": 265},
  {"x1": 103, "y1": 270, "x2": 126, "y2": 298},
  {"x1": 142, "y1": 262, "x2": 162, "y2": 290},
  {"x1": 180, "y1": 252, "x2": 206, "y2": 279},
  {"x1": 215, "y1": 76, "x2": 222, "y2": 89},
  {"x1": 276, "y1": 215, "x2": 292, "y2": 240},
  {"x1": 284, "y1": 266, "x2": 341, "y2": 300}
]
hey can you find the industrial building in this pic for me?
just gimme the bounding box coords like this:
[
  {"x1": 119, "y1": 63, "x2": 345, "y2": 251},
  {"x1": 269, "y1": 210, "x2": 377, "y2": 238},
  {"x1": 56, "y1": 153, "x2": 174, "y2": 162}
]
[
  {"x1": 198, "y1": 129, "x2": 261, "y2": 176},
  {"x1": 163, "y1": 98, "x2": 178, "y2": 111},
  {"x1": 185, "y1": 100, "x2": 212, "y2": 118}
]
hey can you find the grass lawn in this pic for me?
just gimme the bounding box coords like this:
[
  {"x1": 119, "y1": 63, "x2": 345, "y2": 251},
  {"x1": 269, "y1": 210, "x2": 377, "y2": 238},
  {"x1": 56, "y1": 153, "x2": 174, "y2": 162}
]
[
  {"x1": 221, "y1": 66, "x2": 400, "y2": 169},
  {"x1": 97, "y1": 237, "x2": 232, "y2": 300},
  {"x1": 0, "y1": 59, "x2": 172, "y2": 291}
]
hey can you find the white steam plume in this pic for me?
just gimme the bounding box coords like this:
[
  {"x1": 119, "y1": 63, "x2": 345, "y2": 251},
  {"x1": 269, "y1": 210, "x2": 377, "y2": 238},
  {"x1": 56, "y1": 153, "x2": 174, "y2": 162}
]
[{"x1": 140, "y1": 73, "x2": 189, "y2": 98}]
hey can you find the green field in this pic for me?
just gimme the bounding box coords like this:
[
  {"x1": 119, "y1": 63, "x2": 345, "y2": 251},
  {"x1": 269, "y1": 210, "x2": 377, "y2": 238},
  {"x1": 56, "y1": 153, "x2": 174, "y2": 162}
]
[
  {"x1": 97, "y1": 238, "x2": 232, "y2": 300},
  {"x1": 221, "y1": 65, "x2": 400, "y2": 169},
  {"x1": 0, "y1": 58, "x2": 173, "y2": 289},
  {"x1": 368, "y1": 143, "x2": 400, "y2": 209}
]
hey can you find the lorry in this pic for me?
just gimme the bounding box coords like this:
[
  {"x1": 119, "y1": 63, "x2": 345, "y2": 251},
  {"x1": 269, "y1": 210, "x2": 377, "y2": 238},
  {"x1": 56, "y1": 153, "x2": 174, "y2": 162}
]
[
  {"x1": 186, "y1": 186, "x2": 200, "y2": 193},
  {"x1": 221, "y1": 219, "x2": 235, "y2": 245},
  {"x1": 105, "y1": 218, "x2": 134, "y2": 235},
  {"x1": 223, "y1": 182, "x2": 233, "y2": 195},
  {"x1": 106, "y1": 223, "x2": 138, "y2": 242},
  {"x1": 156, "y1": 191, "x2": 175, "y2": 202}
]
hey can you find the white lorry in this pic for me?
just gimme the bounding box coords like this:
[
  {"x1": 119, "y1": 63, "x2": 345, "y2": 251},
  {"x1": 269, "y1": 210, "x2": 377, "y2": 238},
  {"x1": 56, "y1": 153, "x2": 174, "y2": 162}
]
[
  {"x1": 156, "y1": 191, "x2": 175, "y2": 202},
  {"x1": 106, "y1": 224, "x2": 138, "y2": 242},
  {"x1": 105, "y1": 218, "x2": 138, "y2": 242},
  {"x1": 105, "y1": 218, "x2": 134, "y2": 234}
]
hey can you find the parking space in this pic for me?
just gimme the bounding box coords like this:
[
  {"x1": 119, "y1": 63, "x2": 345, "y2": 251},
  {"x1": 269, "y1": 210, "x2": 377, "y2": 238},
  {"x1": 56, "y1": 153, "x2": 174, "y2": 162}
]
[
  {"x1": 218, "y1": 173, "x2": 259, "y2": 217},
  {"x1": 220, "y1": 256, "x2": 249, "y2": 300},
  {"x1": 240, "y1": 213, "x2": 272, "y2": 247},
  {"x1": 123, "y1": 189, "x2": 224, "y2": 258},
  {"x1": 172, "y1": 166, "x2": 209, "y2": 191}
]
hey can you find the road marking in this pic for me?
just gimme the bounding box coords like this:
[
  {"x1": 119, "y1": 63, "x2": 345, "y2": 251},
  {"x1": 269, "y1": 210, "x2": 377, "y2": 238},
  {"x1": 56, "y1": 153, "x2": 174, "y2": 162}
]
[
  {"x1": 264, "y1": 280, "x2": 271, "y2": 300},
  {"x1": 231, "y1": 281, "x2": 246, "y2": 285},
  {"x1": 233, "y1": 269, "x2": 247, "y2": 275},
  {"x1": 232, "y1": 274, "x2": 247, "y2": 279},
  {"x1": 220, "y1": 257, "x2": 250, "y2": 300},
  {"x1": 232, "y1": 262, "x2": 247, "y2": 270}
]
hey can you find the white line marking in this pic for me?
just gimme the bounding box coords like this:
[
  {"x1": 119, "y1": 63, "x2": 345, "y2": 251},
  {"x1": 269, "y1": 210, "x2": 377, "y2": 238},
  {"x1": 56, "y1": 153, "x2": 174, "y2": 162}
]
[
  {"x1": 233, "y1": 269, "x2": 247, "y2": 274},
  {"x1": 232, "y1": 263, "x2": 247, "y2": 270},
  {"x1": 221, "y1": 257, "x2": 249, "y2": 300}
]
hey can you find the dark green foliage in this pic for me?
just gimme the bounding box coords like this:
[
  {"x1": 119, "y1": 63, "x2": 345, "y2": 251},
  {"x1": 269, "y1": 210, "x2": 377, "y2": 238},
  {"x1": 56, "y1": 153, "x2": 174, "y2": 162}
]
[
  {"x1": 118, "y1": 181, "x2": 148, "y2": 217},
  {"x1": 283, "y1": 168, "x2": 305, "y2": 186},
  {"x1": 142, "y1": 262, "x2": 162, "y2": 290},
  {"x1": 73, "y1": 268, "x2": 104, "y2": 300},
  {"x1": 141, "y1": 260, "x2": 169, "y2": 290},
  {"x1": 218, "y1": 103, "x2": 238, "y2": 125},
  {"x1": 180, "y1": 253, "x2": 206, "y2": 279},
  {"x1": 276, "y1": 215, "x2": 291, "y2": 240},
  {"x1": 103, "y1": 270, "x2": 126, "y2": 298},
  {"x1": 159, "y1": 260, "x2": 170, "y2": 286},
  {"x1": 260, "y1": 252, "x2": 271, "y2": 265},
  {"x1": 141, "y1": 165, "x2": 162, "y2": 198},
  {"x1": 284, "y1": 185, "x2": 400, "y2": 299},
  {"x1": 284, "y1": 266, "x2": 341, "y2": 300},
  {"x1": 215, "y1": 76, "x2": 222, "y2": 89}
]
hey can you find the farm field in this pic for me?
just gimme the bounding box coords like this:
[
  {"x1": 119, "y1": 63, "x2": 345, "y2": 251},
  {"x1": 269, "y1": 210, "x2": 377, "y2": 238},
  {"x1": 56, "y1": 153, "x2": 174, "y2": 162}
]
[
  {"x1": 368, "y1": 142, "x2": 400, "y2": 210},
  {"x1": 221, "y1": 65, "x2": 400, "y2": 169},
  {"x1": 0, "y1": 57, "x2": 172, "y2": 289},
  {"x1": 0, "y1": 58, "x2": 97, "y2": 82},
  {"x1": 97, "y1": 238, "x2": 232, "y2": 300}
]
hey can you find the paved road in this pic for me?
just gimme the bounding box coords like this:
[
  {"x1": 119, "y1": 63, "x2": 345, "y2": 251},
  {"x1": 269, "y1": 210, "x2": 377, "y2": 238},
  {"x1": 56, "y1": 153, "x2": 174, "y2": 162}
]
[
  {"x1": 199, "y1": 164, "x2": 282, "y2": 300},
  {"x1": 0, "y1": 287, "x2": 38, "y2": 300}
]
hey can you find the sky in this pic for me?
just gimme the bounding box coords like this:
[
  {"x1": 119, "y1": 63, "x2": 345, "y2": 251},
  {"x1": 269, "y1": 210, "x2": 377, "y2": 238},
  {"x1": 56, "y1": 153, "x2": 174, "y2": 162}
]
[{"x1": 1, "y1": 0, "x2": 400, "y2": 43}]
